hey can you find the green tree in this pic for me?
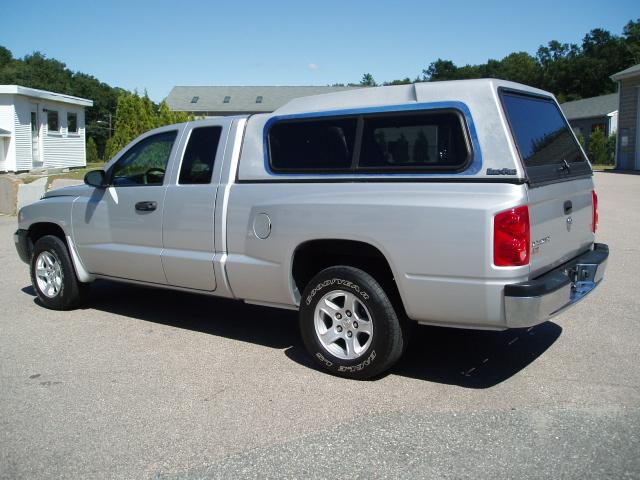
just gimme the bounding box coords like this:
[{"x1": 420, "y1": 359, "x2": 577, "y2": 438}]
[
  {"x1": 383, "y1": 77, "x2": 412, "y2": 86},
  {"x1": 0, "y1": 46, "x2": 121, "y2": 159},
  {"x1": 105, "y1": 92, "x2": 194, "y2": 160},
  {"x1": 498, "y1": 52, "x2": 542, "y2": 86},
  {"x1": 157, "y1": 100, "x2": 192, "y2": 127},
  {"x1": 71, "y1": 72, "x2": 120, "y2": 158},
  {"x1": 579, "y1": 28, "x2": 627, "y2": 97},
  {"x1": 422, "y1": 59, "x2": 458, "y2": 81},
  {"x1": 623, "y1": 19, "x2": 640, "y2": 63},
  {"x1": 86, "y1": 137, "x2": 99, "y2": 163},
  {"x1": 105, "y1": 92, "x2": 140, "y2": 159},
  {"x1": 0, "y1": 46, "x2": 11, "y2": 67},
  {"x1": 417, "y1": 21, "x2": 635, "y2": 100},
  {"x1": 360, "y1": 73, "x2": 377, "y2": 86},
  {"x1": 454, "y1": 64, "x2": 485, "y2": 79}
]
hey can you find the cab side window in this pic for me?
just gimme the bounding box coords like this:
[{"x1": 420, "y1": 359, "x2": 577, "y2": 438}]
[
  {"x1": 111, "y1": 131, "x2": 177, "y2": 186},
  {"x1": 179, "y1": 126, "x2": 222, "y2": 184}
]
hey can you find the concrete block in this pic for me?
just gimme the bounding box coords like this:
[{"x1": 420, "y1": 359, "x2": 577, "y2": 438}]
[
  {"x1": 17, "y1": 177, "x2": 48, "y2": 212},
  {"x1": 49, "y1": 178, "x2": 84, "y2": 191},
  {"x1": 0, "y1": 176, "x2": 22, "y2": 215}
]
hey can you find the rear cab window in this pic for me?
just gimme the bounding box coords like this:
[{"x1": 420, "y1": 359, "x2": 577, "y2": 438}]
[{"x1": 499, "y1": 89, "x2": 592, "y2": 185}]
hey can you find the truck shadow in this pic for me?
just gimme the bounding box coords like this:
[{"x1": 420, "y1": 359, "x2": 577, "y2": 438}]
[
  {"x1": 23, "y1": 281, "x2": 300, "y2": 350},
  {"x1": 23, "y1": 281, "x2": 561, "y2": 388},
  {"x1": 390, "y1": 322, "x2": 562, "y2": 388},
  {"x1": 283, "y1": 321, "x2": 562, "y2": 388}
]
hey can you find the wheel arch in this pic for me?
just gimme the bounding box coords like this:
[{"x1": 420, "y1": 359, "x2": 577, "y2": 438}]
[
  {"x1": 26, "y1": 221, "x2": 93, "y2": 283},
  {"x1": 291, "y1": 238, "x2": 407, "y2": 316},
  {"x1": 25, "y1": 222, "x2": 68, "y2": 256}
]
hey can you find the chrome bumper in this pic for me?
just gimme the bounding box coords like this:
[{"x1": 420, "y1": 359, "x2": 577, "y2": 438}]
[{"x1": 504, "y1": 243, "x2": 609, "y2": 328}]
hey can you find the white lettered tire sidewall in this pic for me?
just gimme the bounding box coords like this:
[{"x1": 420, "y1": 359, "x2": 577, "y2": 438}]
[{"x1": 299, "y1": 266, "x2": 404, "y2": 379}]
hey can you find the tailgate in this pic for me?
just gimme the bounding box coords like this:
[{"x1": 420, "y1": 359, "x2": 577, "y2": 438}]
[
  {"x1": 499, "y1": 88, "x2": 595, "y2": 277},
  {"x1": 527, "y1": 178, "x2": 595, "y2": 277}
]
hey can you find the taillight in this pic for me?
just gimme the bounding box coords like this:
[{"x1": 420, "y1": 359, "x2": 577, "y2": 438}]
[
  {"x1": 494, "y1": 206, "x2": 530, "y2": 267},
  {"x1": 592, "y1": 190, "x2": 598, "y2": 233}
]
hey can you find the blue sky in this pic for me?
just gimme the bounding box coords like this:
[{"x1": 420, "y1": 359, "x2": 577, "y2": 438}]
[{"x1": 1, "y1": 0, "x2": 637, "y2": 101}]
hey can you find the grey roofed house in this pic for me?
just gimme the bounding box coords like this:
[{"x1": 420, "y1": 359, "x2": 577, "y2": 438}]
[
  {"x1": 166, "y1": 86, "x2": 361, "y2": 116},
  {"x1": 611, "y1": 63, "x2": 640, "y2": 81},
  {"x1": 560, "y1": 93, "x2": 619, "y2": 122},
  {"x1": 560, "y1": 93, "x2": 618, "y2": 153}
]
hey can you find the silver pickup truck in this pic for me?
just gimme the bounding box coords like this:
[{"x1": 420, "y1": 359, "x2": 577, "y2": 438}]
[{"x1": 14, "y1": 79, "x2": 609, "y2": 379}]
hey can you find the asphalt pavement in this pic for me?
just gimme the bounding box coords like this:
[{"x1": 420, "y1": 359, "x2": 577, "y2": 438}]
[{"x1": 1, "y1": 171, "x2": 638, "y2": 479}]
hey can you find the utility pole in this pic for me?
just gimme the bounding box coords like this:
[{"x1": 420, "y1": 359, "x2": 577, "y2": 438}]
[{"x1": 96, "y1": 114, "x2": 114, "y2": 138}]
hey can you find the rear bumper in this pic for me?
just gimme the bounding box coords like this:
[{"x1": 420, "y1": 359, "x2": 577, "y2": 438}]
[
  {"x1": 504, "y1": 243, "x2": 609, "y2": 328},
  {"x1": 14, "y1": 229, "x2": 31, "y2": 264}
]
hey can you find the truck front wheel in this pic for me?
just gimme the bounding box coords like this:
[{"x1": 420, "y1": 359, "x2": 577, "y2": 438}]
[
  {"x1": 30, "y1": 235, "x2": 87, "y2": 310},
  {"x1": 299, "y1": 266, "x2": 405, "y2": 379}
]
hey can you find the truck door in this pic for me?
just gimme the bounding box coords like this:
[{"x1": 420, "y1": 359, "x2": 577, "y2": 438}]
[
  {"x1": 160, "y1": 122, "x2": 227, "y2": 290},
  {"x1": 72, "y1": 127, "x2": 181, "y2": 284}
]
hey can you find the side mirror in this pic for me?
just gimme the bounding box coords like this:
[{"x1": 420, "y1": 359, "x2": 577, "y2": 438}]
[{"x1": 84, "y1": 170, "x2": 108, "y2": 188}]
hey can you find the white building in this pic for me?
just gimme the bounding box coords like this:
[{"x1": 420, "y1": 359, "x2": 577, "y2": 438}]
[{"x1": 0, "y1": 85, "x2": 93, "y2": 172}]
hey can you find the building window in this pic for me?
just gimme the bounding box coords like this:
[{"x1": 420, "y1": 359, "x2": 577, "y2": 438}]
[
  {"x1": 190, "y1": 96, "x2": 199, "y2": 104},
  {"x1": 67, "y1": 113, "x2": 78, "y2": 133},
  {"x1": 256, "y1": 96, "x2": 263, "y2": 103},
  {"x1": 47, "y1": 111, "x2": 59, "y2": 132},
  {"x1": 223, "y1": 96, "x2": 231, "y2": 103},
  {"x1": 591, "y1": 123, "x2": 606, "y2": 133}
]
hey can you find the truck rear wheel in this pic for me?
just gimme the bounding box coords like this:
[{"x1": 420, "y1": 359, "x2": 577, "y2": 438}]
[
  {"x1": 30, "y1": 235, "x2": 87, "y2": 310},
  {"x1": 299, "y1": 266, "x2": 405, "y2": 379}
]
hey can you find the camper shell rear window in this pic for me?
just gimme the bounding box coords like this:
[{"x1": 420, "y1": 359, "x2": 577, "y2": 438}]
[{"x1": 499, "y1": 89, "x2": 592, "y2": 185}]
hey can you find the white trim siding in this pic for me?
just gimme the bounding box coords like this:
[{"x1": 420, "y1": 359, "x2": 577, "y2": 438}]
[
  {"x1": 0, "y1": 96, "x2": 13, "y2": 172},
  {"x1": 0, "y1": 85, "x2": 92, "y2": 172},
  {"x1": 13, "y1": 98, "x2": 32, "y2": 171}
]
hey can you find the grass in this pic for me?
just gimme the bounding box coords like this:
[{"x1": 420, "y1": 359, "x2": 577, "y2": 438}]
[{"x1": 592, "y1": 164, "x2": 616, "y2": 171}]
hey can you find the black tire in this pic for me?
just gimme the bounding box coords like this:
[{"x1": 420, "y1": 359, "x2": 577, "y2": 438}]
[
  {"x1": 30, "y1": 235, "x2": 88, "y2": 310},
  {"x1": 299, "y1": 266, "x2": 405, "y2": 379}
]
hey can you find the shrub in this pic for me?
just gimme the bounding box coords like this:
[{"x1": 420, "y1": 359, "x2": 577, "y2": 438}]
[
  {"x1": 588, "y1": 128, "x2": 615, "y2": 165},
  {"x1": 86, "y1": 137, "x2": 100, "y2": 163}
]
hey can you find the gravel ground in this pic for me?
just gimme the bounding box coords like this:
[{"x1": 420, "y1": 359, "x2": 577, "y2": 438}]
[{"x1": 0, "y1": 171, "x2": 638, "y2": 479}]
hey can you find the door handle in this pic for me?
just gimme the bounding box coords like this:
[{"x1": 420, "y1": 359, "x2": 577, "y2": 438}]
[
  {"x1": 135, "y1": 201, "x2": 157, "y2": 212},
  {"x1": 564, "y1": 200, "x2": 572, "y2": 215}
]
